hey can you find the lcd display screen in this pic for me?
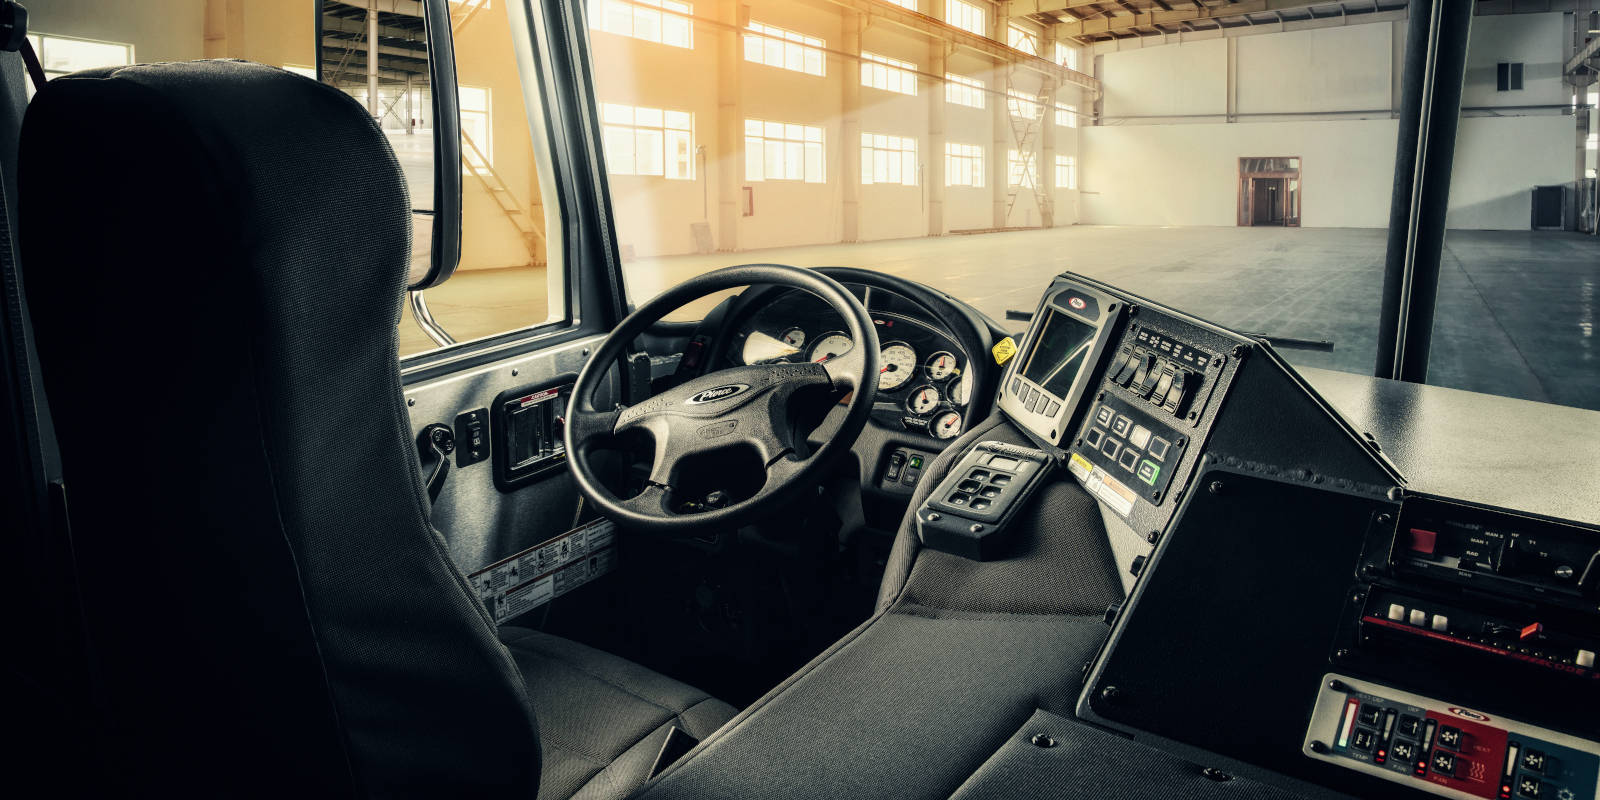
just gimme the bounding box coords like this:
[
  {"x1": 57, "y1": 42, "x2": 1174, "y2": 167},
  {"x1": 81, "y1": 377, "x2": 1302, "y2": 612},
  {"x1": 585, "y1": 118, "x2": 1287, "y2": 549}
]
[{"x1": 1019, "y1": 308, "x2": 1098, "y2": 400}]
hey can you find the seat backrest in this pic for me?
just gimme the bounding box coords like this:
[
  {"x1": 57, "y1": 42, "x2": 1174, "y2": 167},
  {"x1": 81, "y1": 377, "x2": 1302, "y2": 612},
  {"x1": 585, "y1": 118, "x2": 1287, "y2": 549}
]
[{"x1": 19, "y1": 61, "x2": 539, "y2": 797}]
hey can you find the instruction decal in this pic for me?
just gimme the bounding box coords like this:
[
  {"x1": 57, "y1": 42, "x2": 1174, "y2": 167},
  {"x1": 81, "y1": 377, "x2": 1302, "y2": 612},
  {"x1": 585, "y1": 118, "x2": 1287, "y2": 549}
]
[
  {"x1": 1083, "y1": 465, "x2": 1137, "y2": 518},
  {"x1": 468, "y1": 518, "x2": 618, "y2": 624}
]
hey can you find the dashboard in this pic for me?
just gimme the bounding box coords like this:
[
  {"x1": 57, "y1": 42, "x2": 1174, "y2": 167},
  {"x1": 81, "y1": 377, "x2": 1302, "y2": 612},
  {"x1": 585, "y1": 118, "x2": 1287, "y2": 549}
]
[
  {"x1": 938, "y1": 273, "x2": 1600, "y2": 800},
  {"x1": 717, "y1": 284, "x2": 978, "y2": 442}
]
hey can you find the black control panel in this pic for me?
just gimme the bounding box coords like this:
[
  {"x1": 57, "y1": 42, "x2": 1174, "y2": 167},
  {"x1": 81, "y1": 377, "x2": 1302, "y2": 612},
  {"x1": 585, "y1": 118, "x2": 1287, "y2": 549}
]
[
  {"x1": 1103, "y1": 326, "x2": 1221, "y2": 427},
  {"x1": 1384, "y1": 498, "x2": 1600, "y2": 610}
]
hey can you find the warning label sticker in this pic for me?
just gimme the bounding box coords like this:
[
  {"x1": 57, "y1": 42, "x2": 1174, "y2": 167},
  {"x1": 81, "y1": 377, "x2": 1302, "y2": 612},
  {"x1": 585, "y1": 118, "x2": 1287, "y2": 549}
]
[
  {"x1": 1068, "y1": 452, "x2": 1095, "y2": 482},
  {"x1": 468, "y1": 518, "x2": 618, "y2": 625},
  {"x1": 1083, "y1": 465, "x2": 1137, "y2": 518}
]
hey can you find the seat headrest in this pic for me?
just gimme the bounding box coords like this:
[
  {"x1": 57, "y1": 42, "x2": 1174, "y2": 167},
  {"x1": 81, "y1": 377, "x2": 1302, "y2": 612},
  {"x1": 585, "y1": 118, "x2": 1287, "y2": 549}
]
[{"x1": 19, "y1": 60, "x2": 540, "y2": 795}]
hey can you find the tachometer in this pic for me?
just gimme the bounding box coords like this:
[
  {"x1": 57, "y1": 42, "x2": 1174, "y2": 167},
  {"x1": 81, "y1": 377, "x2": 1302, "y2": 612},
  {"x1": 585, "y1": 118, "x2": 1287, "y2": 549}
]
[
  {"x1": 878, "y1": 343, "x2": 917, "y2": 391},
  {"x1": 931, "y1": 411, "x2": 964, "y2": 440},
  {"x1": 807, "y1": 332, "x2": 853, "y2": 363},
  {"x1": 924, "y1": 351, "x2": 957, "y2": 380},
  {"x1": 906, "y1": 385, "x2": 940, "y2": 414}
]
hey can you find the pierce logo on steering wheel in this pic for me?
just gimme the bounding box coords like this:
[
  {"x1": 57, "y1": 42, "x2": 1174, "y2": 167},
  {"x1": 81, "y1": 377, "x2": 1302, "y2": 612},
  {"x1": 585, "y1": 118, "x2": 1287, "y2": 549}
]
[{"x1": 686, "y1": 383, "x2": 751, "y2": 404}]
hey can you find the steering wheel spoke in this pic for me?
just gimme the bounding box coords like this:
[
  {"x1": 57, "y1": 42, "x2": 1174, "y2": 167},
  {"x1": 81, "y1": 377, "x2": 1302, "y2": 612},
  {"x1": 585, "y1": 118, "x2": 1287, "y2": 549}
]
[
  {"x1": 616, "y1": 483, "x2": 673, "y2": 518},
  {"x1": 566, "y1": 405, "x2": 622, "y2": 449}
]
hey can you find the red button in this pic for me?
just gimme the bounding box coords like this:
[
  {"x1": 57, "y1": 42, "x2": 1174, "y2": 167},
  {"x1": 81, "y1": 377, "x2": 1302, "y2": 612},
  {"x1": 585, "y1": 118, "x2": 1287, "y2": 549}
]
[
  {"x1": 1520, "y1": 622, "x2": 1544, "y2": 640},
  {"x1": 1408, "y1": 528, "x2": 1438, "y2": 555}
]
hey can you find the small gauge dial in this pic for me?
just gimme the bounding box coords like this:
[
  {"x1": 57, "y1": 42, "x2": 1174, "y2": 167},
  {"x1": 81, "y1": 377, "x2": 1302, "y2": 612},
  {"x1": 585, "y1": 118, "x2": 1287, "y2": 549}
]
[
  {"x1": 807, "y1": 332, "x2": 853, "y2": 363},
  {"x1": 906, "y1": 385, "x2": 940, "y2": 414},
  {"x1": 878, "y1": 343, "x2": 918, "y2": 391},
  {"x1": 741, "y1": 330, "x2": 802, "y2": 364},
  {"x1": 925, "y1": 351, "x2": 958, "y2": 380},
  {"x1": 931, "y1": 411, "x2": 964, "y2": 440},
  {"x1": 779, "y1": 327, "x2": 806, "y2": 348},
  {"x1": 948, "y1": 369, "x2": 972, "y2": 406}
]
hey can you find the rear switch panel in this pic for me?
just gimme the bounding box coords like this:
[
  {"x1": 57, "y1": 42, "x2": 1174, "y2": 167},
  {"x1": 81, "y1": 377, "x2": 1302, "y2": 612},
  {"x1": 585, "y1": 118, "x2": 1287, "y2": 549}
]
[{"x1": 1304, "y1": 673, "x2": 1599, "y2": 800}]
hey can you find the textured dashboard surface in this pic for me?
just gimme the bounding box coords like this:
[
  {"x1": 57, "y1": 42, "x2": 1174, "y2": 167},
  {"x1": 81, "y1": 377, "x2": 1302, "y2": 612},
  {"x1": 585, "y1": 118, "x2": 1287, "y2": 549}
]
[{"x1": 1301, "y1": 367, "x2": 1600, "y2": 527}]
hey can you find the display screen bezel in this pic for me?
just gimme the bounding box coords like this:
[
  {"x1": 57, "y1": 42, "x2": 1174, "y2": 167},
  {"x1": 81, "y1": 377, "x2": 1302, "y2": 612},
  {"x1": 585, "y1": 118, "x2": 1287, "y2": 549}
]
[{"x1": 999, "y1": 283, "x2": 1119, "y2": 446}]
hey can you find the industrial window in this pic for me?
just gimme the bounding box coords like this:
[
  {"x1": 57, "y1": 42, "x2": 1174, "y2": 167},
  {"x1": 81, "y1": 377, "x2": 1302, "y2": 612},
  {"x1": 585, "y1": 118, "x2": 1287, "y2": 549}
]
[
  {"x1": 1006, "y1": 89, "x2": 1040, "y2": 120},
  {"x1": 1054, "y1": 42, "x2": 1077, "y2": 71},
  {"x1": 945, "y1": 0, "x2": 985, "y2": 36},
  {"x1": 745, "y1": 119, "x2": 825, "y2": 182},
  {"x1": 602, "y1": 103, "x2": 695, "y2": 179},
  {"x1": 1055, "y1": 102, "x2": 1077, "y2": 128},
  {"x1": 745, "y1": 21, "x2": 825, "y2": 77},
  {"x1": 861, "y1": 52, "x2": 918, "y2": 96},
  {"x1": 945, "y1": 73, "x2": 985, "y2": 109},
  {"x1": 882, "y1": 0, "x2": 918, "y2": 10},
  {"x1": 590, "y1": 0, "x2": 694, "y2": 50},
  {"x1": 945, "y1": 143, "x2": 984, "y2": 187},
  {"x1": 1007, "y1": 149, "x2": 1038, "y2": 188},
  {"x1": 23, "y1": 33, "x2": 133, "y2": 97},
  {"x1": 1495, "y1": 62, "x2": 1523, "y2": 92},
  {"x1": 1055, "y1": 155, "x2": 1076, "y2": 189},
  {"x1": 460, "y1": 86, "x2": 493, "y2": 166},
  {"x1": 1007, "y1": 25, "x2": 1037, "y2": 57},
  {"x1": 862, "y1": 133, "x2": 917, "y2": 186}
]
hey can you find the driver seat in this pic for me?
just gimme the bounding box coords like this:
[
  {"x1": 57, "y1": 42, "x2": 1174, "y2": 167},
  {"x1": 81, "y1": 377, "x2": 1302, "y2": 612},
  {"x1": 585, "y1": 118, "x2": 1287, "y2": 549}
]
[{"x1": 20, "y1": 60, "x2": 732, "y2": 798}]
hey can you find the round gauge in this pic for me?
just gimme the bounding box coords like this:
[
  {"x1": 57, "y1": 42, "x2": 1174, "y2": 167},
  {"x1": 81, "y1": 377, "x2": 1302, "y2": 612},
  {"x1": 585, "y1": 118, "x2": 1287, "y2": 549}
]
[
  {"x1": 878, "y1": 343, "x2": 918, "y2": 391},
  {"x1": 931, "y1": 411, "x2": 964, "y2": 440},
  {"x1": 924, "y1": 351, "x2": 958, "y2": 381},
  {"x1": 948, "y1": 368, "x2": 973, "y2": 406},
  {"x1": 779, "y1": 327, "x2": 806, "y2": 348},
  {"x1": 806, "y1": 332, "x2": 857, "y2": 364},
  {"x1": 906, "y1": 385, "x2": 940, "y2": 415},
  {"x1": 807, "y1": 332, "x2": 853, "y2": 363}
]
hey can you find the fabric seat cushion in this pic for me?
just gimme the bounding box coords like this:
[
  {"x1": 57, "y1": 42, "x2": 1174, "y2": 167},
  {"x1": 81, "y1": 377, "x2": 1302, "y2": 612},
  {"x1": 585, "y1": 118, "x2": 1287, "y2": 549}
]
[{"x1": 500, "y1": 628, "x2": 736, "y2": 800}]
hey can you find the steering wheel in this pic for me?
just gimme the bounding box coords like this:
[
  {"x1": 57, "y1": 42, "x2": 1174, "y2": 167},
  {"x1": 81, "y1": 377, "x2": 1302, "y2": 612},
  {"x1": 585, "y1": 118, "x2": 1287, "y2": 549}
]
[{"x1": 566, "y1": 265, "x2": 880, "y2": 534}]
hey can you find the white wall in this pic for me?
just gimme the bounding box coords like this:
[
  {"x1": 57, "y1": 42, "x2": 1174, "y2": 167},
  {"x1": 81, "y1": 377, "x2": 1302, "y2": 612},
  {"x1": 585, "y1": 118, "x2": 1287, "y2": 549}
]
[
  {"x1": 1100, "y1": 38, "x2": 1226, "y2": 120},
  {"x1": 1447, "y1": 115, "x2": 1573, "y2": 230},
  {"x1": 1236, "y1": 25, "x2": 1392, "y2": 116},
  {"x1": 1081, "y1": 119, "x2": 1400, "y2": 228},
  {"x1": 1086, "y1": 12, "x2": 1574, "y2": 230}
]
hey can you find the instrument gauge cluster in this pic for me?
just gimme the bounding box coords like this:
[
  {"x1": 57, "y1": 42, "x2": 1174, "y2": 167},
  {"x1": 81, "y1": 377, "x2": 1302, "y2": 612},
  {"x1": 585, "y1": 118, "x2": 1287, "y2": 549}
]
[{"x1": 724, "y1": 287, "x2": 975, "y2": 441}]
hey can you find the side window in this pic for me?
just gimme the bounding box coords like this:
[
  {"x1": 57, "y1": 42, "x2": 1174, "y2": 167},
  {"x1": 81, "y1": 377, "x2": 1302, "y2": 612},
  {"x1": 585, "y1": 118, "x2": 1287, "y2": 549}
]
[
  {"x1": 23, "y1": 33, "x2": 134, "y2": 99},
  {"x1": 29, "y1": 1, "x2": 565, "y2": 360}
]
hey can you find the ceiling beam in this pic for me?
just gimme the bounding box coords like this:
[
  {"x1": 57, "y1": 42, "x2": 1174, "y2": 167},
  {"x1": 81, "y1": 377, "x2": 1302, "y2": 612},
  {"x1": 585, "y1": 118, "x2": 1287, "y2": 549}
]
[{"x1": 1055, "y1": 0, "x2": 1351, "y2": 36}]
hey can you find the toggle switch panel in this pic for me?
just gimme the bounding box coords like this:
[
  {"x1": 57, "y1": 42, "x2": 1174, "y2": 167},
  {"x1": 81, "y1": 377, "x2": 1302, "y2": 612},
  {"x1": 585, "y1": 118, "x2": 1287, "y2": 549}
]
[{"x1": 1304, "y1": 673, "x2": 1600, "y2": 800}]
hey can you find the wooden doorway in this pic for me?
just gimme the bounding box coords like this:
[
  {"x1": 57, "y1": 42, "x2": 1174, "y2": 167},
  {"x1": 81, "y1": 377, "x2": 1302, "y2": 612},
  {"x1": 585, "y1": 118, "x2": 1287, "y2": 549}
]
[{"x1": 1238, "y1": 157, "x2": 1301, "y2": 227}]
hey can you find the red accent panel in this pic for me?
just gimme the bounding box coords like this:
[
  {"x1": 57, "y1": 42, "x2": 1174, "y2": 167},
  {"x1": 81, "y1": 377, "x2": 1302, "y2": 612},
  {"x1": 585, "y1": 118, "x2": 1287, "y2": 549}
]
[
  {"x1": 1361, "y1": 616, "x2": 1600, "y2": 679},
  {"x1": 1408, "y1": 528, "x2": 1438, "y2": 554},
  {"x1": 1422, "y1": 711, "x2": 1508, "y2": 799},
  {"x1": 1520, "y1": 622, "x2": 1544, "y2": 641}
]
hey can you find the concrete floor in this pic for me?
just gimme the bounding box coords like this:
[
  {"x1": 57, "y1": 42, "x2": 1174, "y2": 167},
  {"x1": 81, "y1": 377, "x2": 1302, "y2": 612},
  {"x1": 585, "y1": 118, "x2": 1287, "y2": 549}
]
[{"x1": 402, "y1": 226, "x2": 1599, "y2": 412}]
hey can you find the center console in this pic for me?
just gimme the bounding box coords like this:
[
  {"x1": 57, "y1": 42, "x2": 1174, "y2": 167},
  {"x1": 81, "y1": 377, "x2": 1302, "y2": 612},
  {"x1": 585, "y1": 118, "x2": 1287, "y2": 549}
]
[{"x1": 987, "y1": 273, "x2": 1600, "y2": 800}]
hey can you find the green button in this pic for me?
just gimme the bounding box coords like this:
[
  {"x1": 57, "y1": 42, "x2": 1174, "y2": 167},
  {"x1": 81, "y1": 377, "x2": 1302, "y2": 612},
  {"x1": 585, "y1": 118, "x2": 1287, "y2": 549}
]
[
  {"x1": 909, "y1": 455, "x2": 924, "y2": 469},
  {"x1": 1136, "y1": 460, "x2": 1160, "y2": 486}
]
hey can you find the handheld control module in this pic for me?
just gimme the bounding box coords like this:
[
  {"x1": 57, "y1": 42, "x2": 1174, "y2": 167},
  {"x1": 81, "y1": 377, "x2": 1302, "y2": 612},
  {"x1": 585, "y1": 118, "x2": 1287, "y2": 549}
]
[{"x1": 915, "y1": 441, "x2": 1054, "y2": 561}]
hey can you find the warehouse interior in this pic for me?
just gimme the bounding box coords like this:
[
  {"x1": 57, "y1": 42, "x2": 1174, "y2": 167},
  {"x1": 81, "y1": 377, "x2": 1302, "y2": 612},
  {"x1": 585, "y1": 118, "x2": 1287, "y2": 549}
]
[{"x1": 26, "y1": 0, "x2": 1600, "y2": 411}]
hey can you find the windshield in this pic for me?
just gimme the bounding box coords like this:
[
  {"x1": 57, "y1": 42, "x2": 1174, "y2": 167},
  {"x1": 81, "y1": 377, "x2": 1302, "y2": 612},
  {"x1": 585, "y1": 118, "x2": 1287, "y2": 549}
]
[{"x1": 583, "y1": 0, "x2": 1596, "y2": 412}]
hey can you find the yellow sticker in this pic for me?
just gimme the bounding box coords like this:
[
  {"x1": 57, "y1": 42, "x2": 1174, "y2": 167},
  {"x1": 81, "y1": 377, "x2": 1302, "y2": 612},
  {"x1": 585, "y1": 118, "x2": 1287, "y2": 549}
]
[
  {"x1": 1068, "y1": 452, "x2": 1095, "y2": 481},
  {"x1": 991, "y1": 336, "x2": 1017, "y2": 365}
]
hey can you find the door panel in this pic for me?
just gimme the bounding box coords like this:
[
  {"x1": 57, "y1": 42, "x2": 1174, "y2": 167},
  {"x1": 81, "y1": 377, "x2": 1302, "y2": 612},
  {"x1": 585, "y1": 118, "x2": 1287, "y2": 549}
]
[{"x1": 405, "y1": 333, "x2": 617, "y2": 573}]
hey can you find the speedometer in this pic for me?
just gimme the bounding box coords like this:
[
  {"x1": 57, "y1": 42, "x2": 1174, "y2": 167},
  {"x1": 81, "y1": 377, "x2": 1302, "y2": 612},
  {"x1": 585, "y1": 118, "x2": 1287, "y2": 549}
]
[
  {"x1": 878, "y1": 343, "x2": 917, "y2": 391},
  {"x1": 807, "y1": 332, "x2": 853, "y2": 363}
]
